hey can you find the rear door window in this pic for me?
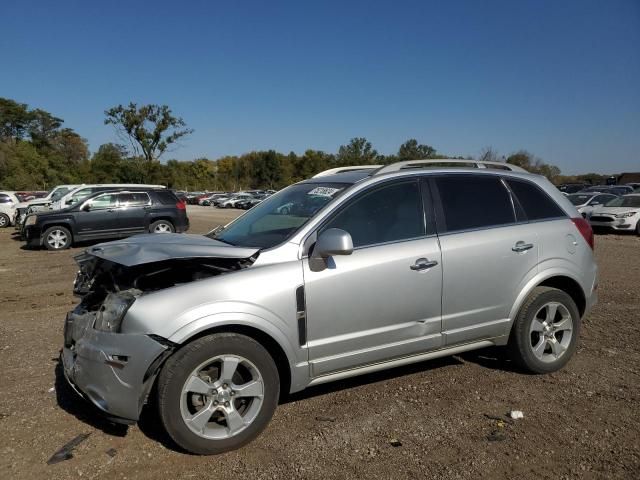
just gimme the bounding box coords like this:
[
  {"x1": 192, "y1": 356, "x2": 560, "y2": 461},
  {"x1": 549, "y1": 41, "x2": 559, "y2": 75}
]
[
  {"x1": 119, "y1": 192, "x2": 150, "y2": 207},
  {"x1": 506, "y1": 179, "x2": 566, "y2": 221},
  {"x1": 433, "y1": 175, "x2": 515, "y2": 233},
  {"x1": 0, "y1": 194, "x2": 11, "y2": 204}
]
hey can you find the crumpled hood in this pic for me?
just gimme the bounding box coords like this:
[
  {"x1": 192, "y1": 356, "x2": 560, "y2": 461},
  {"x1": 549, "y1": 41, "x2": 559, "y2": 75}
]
[{"x1": 83, "y1": 233, "x2": 259, "y2": 267}]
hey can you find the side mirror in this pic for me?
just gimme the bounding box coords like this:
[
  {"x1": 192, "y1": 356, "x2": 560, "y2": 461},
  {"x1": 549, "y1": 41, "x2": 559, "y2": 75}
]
[
  {"x1": 82, "y1": 203, "x2": 91, "y2": 212},
  {"x1": 309, "y1": 228, "x2": 353, "y2": 271}
]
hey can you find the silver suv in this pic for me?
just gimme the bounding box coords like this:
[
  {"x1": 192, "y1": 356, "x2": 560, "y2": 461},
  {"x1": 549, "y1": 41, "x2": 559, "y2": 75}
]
[{"x1": 62, "y1": 160, "x2": 598, "y2": 454}]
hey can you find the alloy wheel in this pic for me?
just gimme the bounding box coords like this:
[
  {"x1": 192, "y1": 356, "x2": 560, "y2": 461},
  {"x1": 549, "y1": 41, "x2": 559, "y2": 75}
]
[
  {"x1": 46, "y1": 229, "x2": 68, "y2": 249},
  {"x1": 154, "y1": 223, "x2": 172, "y2": 233},
  {"x1": 180, "y1": 355, "x2": 264, "y2": 440},
  {"x1": 529, "y1": 302, "x2": 573, "y2": 363}
]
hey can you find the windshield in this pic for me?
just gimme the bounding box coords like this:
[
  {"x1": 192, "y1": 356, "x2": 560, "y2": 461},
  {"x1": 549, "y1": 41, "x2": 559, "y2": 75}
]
[
  {"x1": 568, "y1": 194, "x2": 591, "y2": 206},
  {"x1": 209, "y1": 182, "x2": 348, "y2": 248},
  {"x1": 604, "y1": 196, "x2": 640, "y2": 208},
  {"x1": 50, "y1": 187, "x2": 72, "y2": 202}
]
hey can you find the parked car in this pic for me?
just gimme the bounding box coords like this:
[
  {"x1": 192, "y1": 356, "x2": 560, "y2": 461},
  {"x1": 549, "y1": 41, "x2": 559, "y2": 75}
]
[
  {"x1": 218, "y1": 193, "x2": 254, "y2": 208},
  {"x1": 13, "y1": 184, "x2": 82, "y2": 226},
  {"x1": 61, "y1": 159, "x2": 597, "y2": 455},
  {"x1": 0, "y1": 191, "x2": 21, "y2": 227},
  {"x1": 566, "y1": 193, "x2": 619, "y2": 218},
  {"x1": 588, "y1": 194, "x2": 640, "y2": 235},
  {"x1": 557, "y1": 183, "x2": 587, "y2": 194},
  {"x1": 200, "y1": 194, "x2": 228, "y2": 206},
  {"x1": 51, "y1": 183, "x2": 166, "y2": 211},
  {"x1": 579, "y1": 185, "x2": 634, "y2": 196},
  {"x1": 235, "y1": 197, "x2": 264, "y2": 210},
  {"x1": 23, "y1": 188, "x2": 188, "y2": 250}
]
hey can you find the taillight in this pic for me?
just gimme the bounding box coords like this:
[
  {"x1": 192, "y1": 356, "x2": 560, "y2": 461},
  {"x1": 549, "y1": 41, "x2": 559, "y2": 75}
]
[
  {"x1": 176, "y1": 200, "x2": 186, "y2": 210},
  {"x1": 571, "y1": 217, "x2": 594, "y2": 250}
]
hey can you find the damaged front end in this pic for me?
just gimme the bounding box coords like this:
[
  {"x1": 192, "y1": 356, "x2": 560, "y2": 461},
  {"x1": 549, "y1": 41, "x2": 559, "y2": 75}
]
[{"x1": 62, "y1": 234, "x2": 259, "y2": 423}]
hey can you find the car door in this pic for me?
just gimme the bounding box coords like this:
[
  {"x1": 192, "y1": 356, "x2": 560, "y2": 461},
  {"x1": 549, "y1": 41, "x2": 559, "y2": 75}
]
[
  {"x1": 116, "y1": 192, "x2": 151, "y2": 235},
  {"x1": 303, "y1": 179, "x2": 443, "y2": 377},
  {"x1": 76, "y1": 193, "x2": 121, "y2": 238},
  {"x1": 430, "y1": 174, "x2": 539, "y2": 346}
]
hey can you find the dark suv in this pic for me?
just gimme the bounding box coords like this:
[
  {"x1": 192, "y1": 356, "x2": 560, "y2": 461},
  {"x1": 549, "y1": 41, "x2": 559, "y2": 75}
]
[{"x1": 23, "y1": 189, "x2": 189, "y2": 250}]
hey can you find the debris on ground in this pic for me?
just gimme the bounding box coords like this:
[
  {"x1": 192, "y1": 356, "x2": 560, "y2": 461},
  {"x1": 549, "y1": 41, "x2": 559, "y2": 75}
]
[
  {"x1": 509, "y1": 410, "x2": 524, "y2": 420},
  {"x1": 48, "y1": 387, "x2": 55, "y2": 393},
  {"x1": 487, "y1": 430, "x2": 507, "y2": 442},
  {"x1": 315, "y1": 415, "x2": 336, "y2": 422},
  {"x1": 47, "y1": 433, "x2": 92, "y2": 465},
  {"x1": 484, "y1": 413, "x2": 513, "y2": 424},
  {"x1": 389, "y1": 438, "x2": 402, "y2": 447},
  {"x1": 106, "y1": 448, "x2": 117, "y2": 458}
]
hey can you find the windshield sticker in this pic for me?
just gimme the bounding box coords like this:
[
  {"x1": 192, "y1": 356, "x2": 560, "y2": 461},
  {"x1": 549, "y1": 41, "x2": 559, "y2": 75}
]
[{"x1": 307, "y1": 187, "x2": 341, "y2": 197}]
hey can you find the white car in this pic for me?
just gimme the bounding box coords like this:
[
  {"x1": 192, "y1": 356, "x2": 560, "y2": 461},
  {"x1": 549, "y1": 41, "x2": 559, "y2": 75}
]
[
  {"x1": 567, "y1": 193, "x2": 619, "y2": 218},
  {"x1": 589, "y1": 194, "x2": 640, "y2": 235},
  {"x1": 0, "y1": 191, "x2": 20, "y2": 227},
  {"x1": 218, "y1": 193, "x2": 254, "y2": 208}
]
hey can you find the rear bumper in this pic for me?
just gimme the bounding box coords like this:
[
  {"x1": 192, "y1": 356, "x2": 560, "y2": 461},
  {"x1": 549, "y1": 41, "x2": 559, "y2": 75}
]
[{"x1": 62, "y1": 307, "x2": 172, "y2": 422}]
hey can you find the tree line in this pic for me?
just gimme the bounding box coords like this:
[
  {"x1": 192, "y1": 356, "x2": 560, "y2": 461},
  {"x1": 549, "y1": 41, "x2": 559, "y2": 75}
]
[{"x1": 0, "y1": 97, "x2": 609, "y2": 192}]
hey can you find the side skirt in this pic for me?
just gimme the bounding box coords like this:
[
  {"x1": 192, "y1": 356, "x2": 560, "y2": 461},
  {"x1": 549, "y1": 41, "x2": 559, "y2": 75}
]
[{"x1": 307, "y1": 339, "x2": 495, "y2": 387}]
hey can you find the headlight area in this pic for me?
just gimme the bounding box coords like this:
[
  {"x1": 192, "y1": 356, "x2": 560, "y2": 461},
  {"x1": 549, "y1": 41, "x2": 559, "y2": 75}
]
[
  {"x1": 614, "y1": 212, "x2": 637, "y2": 219},
  {"x1": 94, "y1": 289, "x2": 141, "y2": 333},
  {"x1": 24, "y1": 214, "x2": 37, "y2": 226}
]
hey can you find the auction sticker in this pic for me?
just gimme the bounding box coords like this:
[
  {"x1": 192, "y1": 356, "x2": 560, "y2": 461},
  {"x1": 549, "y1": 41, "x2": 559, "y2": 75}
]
[{"x1": 307, "y1": 187, "x2": 341, "y2": 197}]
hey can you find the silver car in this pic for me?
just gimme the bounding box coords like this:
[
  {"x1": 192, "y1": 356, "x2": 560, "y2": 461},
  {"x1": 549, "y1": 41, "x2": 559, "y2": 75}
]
[{"x1": 61, "y1": 160, "x2": 598, "y2": 454}]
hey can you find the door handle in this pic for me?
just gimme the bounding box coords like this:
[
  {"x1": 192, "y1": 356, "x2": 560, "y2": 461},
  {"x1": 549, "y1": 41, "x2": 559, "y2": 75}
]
[
  {"x1": 512, "y1": 241, "x2": 534, "y2": 253},
  {"x1": 410, "y1": 258, "x2": 438, "y2": 271}
]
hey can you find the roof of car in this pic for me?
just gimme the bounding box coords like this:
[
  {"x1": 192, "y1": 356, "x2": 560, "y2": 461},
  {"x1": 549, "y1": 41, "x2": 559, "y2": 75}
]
[{"x1": 301, "y1": 170, "x2": 374, "y2": 184}]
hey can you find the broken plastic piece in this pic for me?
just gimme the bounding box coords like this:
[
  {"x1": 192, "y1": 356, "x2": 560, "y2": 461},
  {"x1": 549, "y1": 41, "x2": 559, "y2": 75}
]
[
  {"x1": 509, "y1": 410, "x2": 524, "y2": 420},
  {"x1": 47, "y1": 433, "x2": 91, "y2": 465}
]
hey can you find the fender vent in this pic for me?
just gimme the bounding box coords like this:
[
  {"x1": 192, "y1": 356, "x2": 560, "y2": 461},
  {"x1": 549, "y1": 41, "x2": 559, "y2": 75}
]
[{"x1": 296, "y1": 285, "x2": 307, "y2": 346}]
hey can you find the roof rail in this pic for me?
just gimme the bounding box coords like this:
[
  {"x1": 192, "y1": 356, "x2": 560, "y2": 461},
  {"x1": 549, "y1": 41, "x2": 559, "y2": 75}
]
[
  {"x1": 374, "y1": 159, "x2": 528, "y2": 174},
  {"x1": 312, "y1": 165, "x2": 382, "y2": 178}
]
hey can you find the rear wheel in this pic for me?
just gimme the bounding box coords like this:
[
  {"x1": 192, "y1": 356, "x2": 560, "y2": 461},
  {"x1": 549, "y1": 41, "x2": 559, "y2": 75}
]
[
  {"x1": 43, "y1": 226, "x2": 72, "y2": 250},
  {"x1": 157, "y1": 333, "x2": 279, "y2": 455},
  {"x1": 0, "y1": 213, "x2": 9, "y2": 228},
  {"x1": 150, "y1": 220, "x2": 174, "y2": 233},
  {"x1": 508, "y1": 287, "x2": 580, "y2": 373}
]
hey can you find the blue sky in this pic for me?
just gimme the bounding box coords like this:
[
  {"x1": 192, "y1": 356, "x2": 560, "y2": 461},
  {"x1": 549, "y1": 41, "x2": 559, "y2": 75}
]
[{"x1": 2, "y1": 0, "x2": 638, "y2": 174}]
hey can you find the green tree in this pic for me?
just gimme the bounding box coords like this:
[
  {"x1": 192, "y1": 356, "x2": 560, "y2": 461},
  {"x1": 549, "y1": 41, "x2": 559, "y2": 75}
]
[
  {"x1": 90, "y1": 143, "x2": 127, "y2": 182},
  {"x1": 397, "y1": 139, "x2": 436, "y2": 161},
  {"x1": 104, "y1": 103, "x2": 194, "y2": 163},
  {"x1": 336, "y1": 137, "x2": 379, "y2": 166},
  {"x1": 0, "y1": 98, "x2": 31, "y2": 141}
]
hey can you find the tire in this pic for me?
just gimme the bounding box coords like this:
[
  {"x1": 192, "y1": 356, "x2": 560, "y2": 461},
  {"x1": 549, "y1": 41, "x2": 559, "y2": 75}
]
[
  {"x1": 157, "y1": 333, "x2": 279, "y2": 455},
  {"x1": 0, "y1": 213, "x2": 10, "y2": 228},
  {"x1": 508, "y1": 286, "x2": 581, "y2": 374},
  {"x1": 42, "y1": 225, "x2": 72, "y2": 250},
  {"x1": 636, "y1": 220, "x2": 640, "y2": 236},
  {"x1": 150, "y1": 220, "x2": 175, "y2": 234}
]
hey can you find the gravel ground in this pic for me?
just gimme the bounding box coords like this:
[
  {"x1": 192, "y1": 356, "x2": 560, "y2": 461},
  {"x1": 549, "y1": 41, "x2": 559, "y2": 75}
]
[{"x1": 0, "y1": 205, "x2": 638, "y2": 479}]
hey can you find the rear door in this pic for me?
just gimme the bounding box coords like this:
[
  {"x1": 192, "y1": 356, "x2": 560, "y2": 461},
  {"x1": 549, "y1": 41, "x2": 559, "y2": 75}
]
[
  {"x1": 116, "y1": 192, "x2": 151, "y2": 235},
  {"x1": 431, "y1": 174, "x2": 539, "y2": 345}
]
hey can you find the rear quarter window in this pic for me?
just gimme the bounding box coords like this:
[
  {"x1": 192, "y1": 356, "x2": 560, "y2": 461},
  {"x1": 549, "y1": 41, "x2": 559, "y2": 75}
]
[
  {"x1": 154, "y1": 190, "x2": 179, "y2": 205},
  {"x1": 506, "y1": 179, "x2": 566, "y2": 221}
]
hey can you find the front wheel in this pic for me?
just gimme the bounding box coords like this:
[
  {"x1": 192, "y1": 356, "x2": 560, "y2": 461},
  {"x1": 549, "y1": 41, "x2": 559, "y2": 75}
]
[
  {"x1": 0, "y1": 213, "x2": 10, "y2": 228},
  {"x1": 150, "y1": 220, "x2": 175, "y2": 233},
  {"x1": 508, "y1": 286, "x2": 580, "y2": 374},
  {"x1": 157, "y1": 333, "x2": 280, "y2": 455},
  {"x1": 43, "y1": 226, "x2": 72, "y2": 250}
]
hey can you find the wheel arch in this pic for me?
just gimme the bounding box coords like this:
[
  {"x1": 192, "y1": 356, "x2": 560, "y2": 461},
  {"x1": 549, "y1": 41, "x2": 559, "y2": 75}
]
[
  {"x1": 510, "y1": 272, "x2": 588, "y2": 325},
  {"x1": 40, "y1": 221, "x2": 74, "y2": 244},
  {"x1": 171, "y1": 324, "x2": 293, "y2": 399}
]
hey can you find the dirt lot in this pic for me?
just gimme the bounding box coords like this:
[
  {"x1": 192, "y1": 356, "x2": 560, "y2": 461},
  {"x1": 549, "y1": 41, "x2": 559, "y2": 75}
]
[{"x1": 0, "y1": 206, "x2": 638, "y2": 479}]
